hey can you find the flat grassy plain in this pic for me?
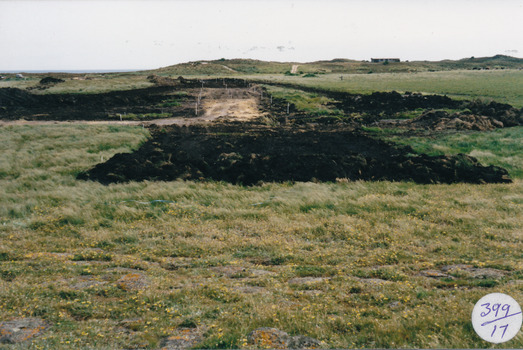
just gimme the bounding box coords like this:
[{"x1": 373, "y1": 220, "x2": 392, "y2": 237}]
[
  {"x1": 0, "y1": 74, "x2": 153, "y2": 95},
  {"x1": 249, "y1": 69, "x2": 523, "y2": 108},
  {"x1": 0, "y1": 125, "x2": 522, "y2": 349},
  {"x1": 0, "y1": 67, "x2": 522, "y2": 348},
  {"x1": 3, "y1": 68, "x2": 523, "y2": 108}
]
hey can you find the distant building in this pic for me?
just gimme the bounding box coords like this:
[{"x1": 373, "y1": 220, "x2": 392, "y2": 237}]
[{"x1": 371, "y1": 58, "x2": 400, "y2": 63}]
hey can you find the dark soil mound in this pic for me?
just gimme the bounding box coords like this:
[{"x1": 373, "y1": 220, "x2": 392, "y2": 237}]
[
  {"x1": 39, "y1": 77, "x2": 65, "y2": 85},
  {"x1": 0, "y1": 79, "x2": 254, "y2": 121},
  {"x1": 78, "y1": 124, "x2": 511, "y2": 185},
  {"x1": 260, "y1": 82, "x2": 462, "y2": 119},
  {"x1": 148, "y1": 75, "x2": 250, "y2": 89},
  {"x1": 333, "y1": 90, "x2": 460, "y2": 116},
  {"x1": 0, "y1": 87, "x2": 39, "y2": 107},
  {"x1": 259, "y1": 82, "x2": 523, "y2": 128},
  {"x1": 0, "y1": 86, "x2": 193, "y2": 120},
  {"x1": 467, "y1": 100, "x2": 523, "y2": 127},
  {"x1": 378, "y1": 108, "x2": 523, "y2": 131},
  {"x1": 405, "y1": 110, "x2": 504, "y2": 131}
]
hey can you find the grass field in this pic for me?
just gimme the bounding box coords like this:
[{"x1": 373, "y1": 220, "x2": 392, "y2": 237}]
[
  {"x1": 0, "y1": 123, "x2": 522, "y2": 349},
  {"x1": 249, "y1": 70, "x2": 523, "y2": 108},
  {"x1": 0, "y1": 74, "x2": 153, "y2": 95},
  {"x1": 368, "y1": 127, "x2": 523, "y2": 179},
  {"x1": 1, "y1": 62, "x2": 522, "y2": 348},
  {"x1": 3, "y1": 67, "x2": 523, "y2": 108}
]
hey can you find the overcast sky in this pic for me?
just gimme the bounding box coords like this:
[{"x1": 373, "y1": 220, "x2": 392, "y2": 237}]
[{"x1": 1, "y1": 0, "x2": 522, "y2": 71}]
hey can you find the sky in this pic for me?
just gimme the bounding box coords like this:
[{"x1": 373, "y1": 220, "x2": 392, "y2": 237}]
[{"x1": 1, "y1": 0, "x2": 522, "y2": 71}]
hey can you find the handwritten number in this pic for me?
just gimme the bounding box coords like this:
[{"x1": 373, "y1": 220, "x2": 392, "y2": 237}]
[
  {"x1": 501, "y1": 304, "x2": 510, "y2": 318},
  {"x1": 492, "y1": 303, "x2": 501, "y2": 317},
  {"x1": 491, "y1": 324, "x2": 510, "y2": 339},
  {"x1": 499, "y1": 324, "x2": 508, "y2": 339},
  {"x1": 481, "y1": 303, "x2": 491, "y2": 317},
  {"x1": 481, "y1": 303, "x2": 511, "y2": 318},
  {"x1": 491, "y1": 325, "x2": 497, "y2": 337}
]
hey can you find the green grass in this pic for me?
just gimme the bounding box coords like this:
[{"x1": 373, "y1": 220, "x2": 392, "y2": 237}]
[
  {"x1": 0, "y1": 124, "x2": 522, "y2": 348},
  {"x1": 249, "y1": 70, "x2": 523, "y2": 108},
  {"x1": 1, "y1": 61, "x2": 522, "y2": 348},
  {"x1": 3, "y1": 64, "x2": 522, "y2": 108},
  {"x1": 0, "y1": 74, "x2": 153, "y2": 94},
  {"x1": 263, "y1": 85, "x2": 342, "y2": 116},
  {"x1": 378, "y1": 127, "x2": 523, "y2": 179},
  {"x1": 154, "y1": 56, "x2": 523, "y2": 76}
]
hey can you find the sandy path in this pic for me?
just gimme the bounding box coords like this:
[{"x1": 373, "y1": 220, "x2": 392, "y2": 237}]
[
  {"x1": 221, "y1": 65, "x2": 237, "y2": 72},
  {"x1": 291, "y1": 65, "x2": 299, "y2": 74}
]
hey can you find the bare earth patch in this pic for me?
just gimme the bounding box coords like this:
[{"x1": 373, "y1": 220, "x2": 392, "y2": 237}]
[{"x1": 200, "y1": 88, "x2": 265, "y2": 122}]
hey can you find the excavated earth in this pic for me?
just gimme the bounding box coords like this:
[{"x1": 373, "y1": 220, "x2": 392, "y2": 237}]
[
  {"x1": 259, "y1": 81, "x2": 523, "y2": 129},
  {"x1": 77, "y1": 123, "x2": 511, "y2": 185},
  {"x1": 0, "y1": 78, "x2": 253, "y2": 121},
  {"x1": 0, "y1": 77, "x2": 516, "y2": 184},
  {"x1": 0, "y1": 86, "x2": 194, "y2": 121}
]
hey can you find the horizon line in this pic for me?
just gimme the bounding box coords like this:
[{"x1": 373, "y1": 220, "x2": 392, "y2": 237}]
[{"x1": 1, "y1": 54, "x2": 521, "y2": 74}]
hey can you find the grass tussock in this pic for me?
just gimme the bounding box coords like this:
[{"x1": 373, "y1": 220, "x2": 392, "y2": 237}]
[{"x1": 0, "y1": 124, "x2": 521, "y2": 348}]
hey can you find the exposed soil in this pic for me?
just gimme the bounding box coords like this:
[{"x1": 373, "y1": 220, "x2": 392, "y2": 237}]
[
  {"x1": 393, "y1": 111, "x2": 504, "y2": 131},
  {"x1": 258, "y1": 81, "x2": 523, "y2": 128},
  {"x1": 376, "y1": 106, "x2": 522, "y2": 131},
  {"x1": 259, "y1": 82, "x2": 462, "y2": 119},
  {"x1": 200, "y1": 87, "x2": 266, "y2": 122},
  {"x1": 39, "y1": 76, "x2": 65, "y2": 85},
  {"x1": 1, "y1": 77, "x2": 516, "y2": 185},
  {"x1": 0, "y1": 85, "x2": 202, "y2": 121},
  {"x1": 2, "y1": 77, "x2": 521, "y2": 129},
  {"x1": 0, "y1": 77, "x2": 258, "y2": 123},
  {"x1": 77, "y1": 123, "x2": 511, "y2": 185}
]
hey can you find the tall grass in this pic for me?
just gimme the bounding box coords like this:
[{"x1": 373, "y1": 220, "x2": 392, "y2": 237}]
[{"x1": 0, "y1": 124, "x2": 521, "y2": 348}]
